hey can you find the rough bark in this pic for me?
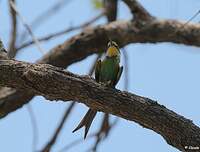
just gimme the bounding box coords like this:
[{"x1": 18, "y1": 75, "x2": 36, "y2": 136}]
[
  {"x1": 0, "y1": 59, "x2": 199, "y2": 152},
  {"x1": 1, "y1": 19, "x2": 200, "y2": 118},
  {"x1": 39, "y1": 19, "x2": 200, "y2": 67}
]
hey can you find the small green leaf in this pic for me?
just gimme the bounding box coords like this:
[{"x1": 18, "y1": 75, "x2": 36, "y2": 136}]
[{"x1": 91, "y1": 0, "x2": 103, "y2": 10}]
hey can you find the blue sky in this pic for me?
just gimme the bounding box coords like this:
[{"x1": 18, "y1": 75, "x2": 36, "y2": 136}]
[{"x1": 1, "y1": 0, "x2": 200, "y2": 152}]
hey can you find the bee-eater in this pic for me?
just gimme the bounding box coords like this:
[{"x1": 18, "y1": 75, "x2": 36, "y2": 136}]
[{"x1": 73, "y1": 41, "x2": 123, "y2": 139}]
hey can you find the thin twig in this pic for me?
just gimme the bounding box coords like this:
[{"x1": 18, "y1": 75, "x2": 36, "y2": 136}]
[
  {"x1": 41, "y1": 102, "x2": 75, "y2": 152},
  {"x1": 16, "y1": 12, "x2": 104, "y2": 51},
  {"x1": 27, "y1": 104, "x2": 39, "y2": 152},
  {"x1": 8, "y1": 0, "x2": 17, "y2": 58},
  {"x1": 87, "y1": 118, "x2": 119, "y2": 152},
  {"x1": 91, "y1": 114, "x2": 110, "y2": 152},
  {"x1": 32, "y1": 0, "x2": 73, "y2": 29},
  {"x1": 58, "y1": 119, "x2": 118, "y2": 152},
  {"x1": 58, "y1": 133, "x2": 96, "y2": 152},
  {"x1": 182, "y1": 9, "x2": 200, "y2": 28},
  {"x1": 19, "y1": 0, "x2": 74, "y2": 43},
  {"x1": 9, "y1": 1, "x2": 45, "y2": 55}
]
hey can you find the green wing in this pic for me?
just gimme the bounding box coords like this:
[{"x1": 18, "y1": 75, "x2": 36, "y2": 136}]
[
  {"x1": 113, "y1": 65, "x2": 123, "y2": 87},
  {"x1": 95, "y1": 60, "x2": 101, "y2": 82}
]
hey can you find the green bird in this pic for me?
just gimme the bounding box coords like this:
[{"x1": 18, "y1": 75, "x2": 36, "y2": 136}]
[{"x1": 73, "y1": 40, "x2": 123, "y2": 139}]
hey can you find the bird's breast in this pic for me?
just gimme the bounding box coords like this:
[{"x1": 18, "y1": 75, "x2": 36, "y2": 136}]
[{"x1": 99, "y1": 57, "x2": 119, "y2": 82}]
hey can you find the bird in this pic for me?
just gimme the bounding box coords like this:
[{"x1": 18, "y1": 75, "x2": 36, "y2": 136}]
[{"x1": 72, "y1": 40, "x2": 123, "y2": 139}]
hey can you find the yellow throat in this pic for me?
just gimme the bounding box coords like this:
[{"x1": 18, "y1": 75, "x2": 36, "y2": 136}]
[{"x1": 107, "y1": 46, "x2": 119, "y2": 57}]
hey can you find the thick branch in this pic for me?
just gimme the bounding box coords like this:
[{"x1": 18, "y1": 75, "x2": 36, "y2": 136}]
[
  {"x1": 0, "y1": 59, "x2": 199, "y2": 152},
  {"x1": 39, "y1": 19, "x2": 200, "y2": 67},
  {"x1": 1, "y1": 19, "x2": 200, "y2": 117}
]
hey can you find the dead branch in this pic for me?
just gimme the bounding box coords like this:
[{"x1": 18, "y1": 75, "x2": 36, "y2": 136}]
[
  {"x1": 103, "y1": 0, "x2": 118, "y2": 22},
  {"x1": 1, "y1": 19, "x2": 200, "y2": 119},
  {"x1": 9, "y1": 1, "x2": 45, "y2": 54},
  {"x1": 41, "y1": 102, "x2": 75, "y2": 152},
  {"x1": 19, "y1": 0, "x2": 73, "y2": 43},
  {"x1": 0, "y1": 59, "x2": 200, "y2": 152},
  {"x1": 16, "y1": 12, "x2": 104, "y2": 51},
  {"x1": 89, "y1": 115, "x2": 119, "y2": 152},
  {"x1": 122, "y1": 0, "x2": 154, "y2": 21},
  {"x1": 27, "y1": 104, "x2": 39, "y2": 152},
  {"x1": 8, "y1": 0, "x2": 17, "y2": 58}
]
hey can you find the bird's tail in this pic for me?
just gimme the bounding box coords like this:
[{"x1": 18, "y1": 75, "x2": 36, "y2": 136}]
[{"x1": 72, "y1": 108, "x2": 97, "y2": 139}]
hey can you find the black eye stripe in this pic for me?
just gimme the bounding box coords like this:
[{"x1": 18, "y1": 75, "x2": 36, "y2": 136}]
[{"x1": 113, "y1": 44, "x2": 117, "y2": 47}]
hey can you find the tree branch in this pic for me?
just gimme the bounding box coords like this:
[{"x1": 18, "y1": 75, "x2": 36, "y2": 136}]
[
  {"x1": 0, "y1": 59, "x2": 200, "y2": 152},
  {"x1": 19, "y1": 0, "x2": 73, "y2": 43},
  {"x1": 16, "y1": 12, "x2": 104, "y2": 51},
  {"x1": 8, "y1": 0, "x2": 17, "y2": 58},
  {"x1": 9, "y1": 0, "x2": 45, "y2": 54},
  {"x1": 39, "y1": 19, "x2": 200, "y2": 67},
  {"x1": 41, "y1": 102, "x2": 75, "y2": 152},
  {"x1": 1, "y1": 19, "x2": 200, "y2": 118},
  {"x1": 122, "y1": 0, "x2": 154, "y2": 21},
  {"x1": 0, "y1": 40, "x2": 9, "y2": 60},
  {"x1": 103, "y1": 0, "x2": 118, "y2": 22}
]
